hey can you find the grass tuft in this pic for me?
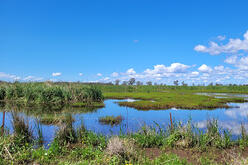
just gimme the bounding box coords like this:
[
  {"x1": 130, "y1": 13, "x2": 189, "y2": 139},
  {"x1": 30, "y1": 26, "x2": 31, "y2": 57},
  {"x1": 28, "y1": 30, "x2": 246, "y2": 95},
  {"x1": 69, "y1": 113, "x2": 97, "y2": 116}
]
[{"x1": 99, "y1": 115, "x2": 123, "y2": 126}]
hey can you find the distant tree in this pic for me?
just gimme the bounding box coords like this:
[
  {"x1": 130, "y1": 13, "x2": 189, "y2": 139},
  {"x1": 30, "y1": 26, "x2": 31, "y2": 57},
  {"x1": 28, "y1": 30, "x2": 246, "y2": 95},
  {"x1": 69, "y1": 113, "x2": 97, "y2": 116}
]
[
  {"x1": 154, "y1": 83, "x2": 158, "y2": 86},
  {"x1": 208, "y1": 82, "x2": 213, "y2": 86},
  {"x1": 115, "y1": 79, "x2": 120, "y2": 85},
  {"x1": 146, "y1": 81, "x2": 152, "y2": 86},
  {"x1": 122, "y1": 81, "x2": 127, "y2": 85},
  {"x1": 128, "y1": 78, "x2": 136, "y2": 85},
  {"x1": 173, "y1": 80, "x2": 179, "y2": 86},
  {"x1": 182, "y1": 81, "x2": 188, "y2": 86},
  {"x1": 136, "y1": 81, "x2": 143, "y2": 86}
]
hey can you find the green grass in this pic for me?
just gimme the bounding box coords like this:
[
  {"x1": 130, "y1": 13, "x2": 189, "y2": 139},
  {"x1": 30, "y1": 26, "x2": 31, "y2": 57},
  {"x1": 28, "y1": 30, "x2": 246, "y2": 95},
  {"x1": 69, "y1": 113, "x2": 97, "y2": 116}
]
[
  {"x1": 104, "y1": 92, "x2": 246, "y2": 110},
  {"x1": 98, "y1": 115, "x2": 123, "y2": 126}
]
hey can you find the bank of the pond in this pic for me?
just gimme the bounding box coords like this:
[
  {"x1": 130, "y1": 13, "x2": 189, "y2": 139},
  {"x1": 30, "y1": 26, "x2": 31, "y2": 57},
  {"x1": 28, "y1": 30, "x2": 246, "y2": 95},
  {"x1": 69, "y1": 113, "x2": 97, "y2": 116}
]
[
  {"x1": 1, "y1": 118, "x2": 248, "y2": 165},
  {"x1": 104, "y1": 92, "x2": 246, "y2": 110}
]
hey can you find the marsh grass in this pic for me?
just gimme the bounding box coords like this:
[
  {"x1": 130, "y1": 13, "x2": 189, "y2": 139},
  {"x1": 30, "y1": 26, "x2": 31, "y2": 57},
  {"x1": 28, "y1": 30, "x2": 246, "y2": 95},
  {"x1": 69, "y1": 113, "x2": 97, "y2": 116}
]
[
  {"x1": 55, "y1": 114, "x2": 77, "y2": 145},
  {"x1": 1, "y1": 116, "x2": 248, "y2": 164},
  {"x1": 99, "y1": 115, "x2": 123, "y2": 126},
  {"x1": 105, "y1": 92, "x2": 246, "y2": 110},
  {"x1": 11, "y1": 113, "x2": 33, "y2": 144},
  {"x1": 0, "y1": 82, "x2": 104, "y2": 108},
  {"x1": 35, "y1": 119, "x2": 43, "y2": 146}
]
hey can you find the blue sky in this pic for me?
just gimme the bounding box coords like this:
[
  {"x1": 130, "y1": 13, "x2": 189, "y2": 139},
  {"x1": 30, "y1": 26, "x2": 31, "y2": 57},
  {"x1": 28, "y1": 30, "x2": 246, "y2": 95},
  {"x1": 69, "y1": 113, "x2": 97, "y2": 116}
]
[{"x1": 1, "y1": 0, "x2": 248, "y2": 84}]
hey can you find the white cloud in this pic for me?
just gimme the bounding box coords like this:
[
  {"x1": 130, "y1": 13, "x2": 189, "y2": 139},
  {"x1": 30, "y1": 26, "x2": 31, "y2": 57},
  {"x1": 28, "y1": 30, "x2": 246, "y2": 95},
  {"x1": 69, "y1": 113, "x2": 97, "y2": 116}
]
[
  {"x1": 191, "y1": 71, "x2": 199, "y2": 76},
  {"x1": 23, "y1": 76, "x2": 43, "y2": 81},
  {"x1": 97, "y1": 73, "x2": 102, "y2": 76},
  {"x1": 217, "y1": 35, "x2": 226, "y2": 41},
  {"x1": 79, "y1": 73, "x2": 83, "y2": 76},
  {"x1": 214, "y1": 65, "x2": 224, "y2": 71},
  {"x1": 126, "y1": 68, "x2": 136, "y2": 75},
  {"x1": 0, "y1": 72, "x2": 21, "y2": 81},
  {"x1": 52, "y1": 72, "x2": 62, "y2": 77},
  {"x1": 23, "y1": 76, "x2": 34, "y2": 81},
  {"x1": 194, "y1": 45, "x2": 206, "y2": 52},
  {"x1": 103, "y1": 77, "x2": 110, "y2": 81},
  {"x1": 225, "y1": 55, "x2": 248, "y2": 70},
  {"x1": 198, "y1": 64, "x2": 212, "y2": 73},
  {"x1": 111, "y1": 72, "x2": 119, "y2": 77},
  {"x1": 194, "y1": 30, "x2": 248, "y2": 55},
  {"x1": 224, "y1": 55, "x2": 238, "y2": 64},
  {"x1": 144, "y1": 63, "x2": 190, "y2": 75}
]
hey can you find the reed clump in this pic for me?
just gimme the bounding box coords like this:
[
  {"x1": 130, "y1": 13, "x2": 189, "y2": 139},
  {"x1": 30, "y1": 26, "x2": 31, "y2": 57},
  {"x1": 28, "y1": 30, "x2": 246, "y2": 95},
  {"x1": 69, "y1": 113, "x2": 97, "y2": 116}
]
[
  {"x1": 0, "y1": 82, "x2": 104, "y2": 107},
  {"x1": 99, "y1": 115, "x2": 123, "y2": 126}
]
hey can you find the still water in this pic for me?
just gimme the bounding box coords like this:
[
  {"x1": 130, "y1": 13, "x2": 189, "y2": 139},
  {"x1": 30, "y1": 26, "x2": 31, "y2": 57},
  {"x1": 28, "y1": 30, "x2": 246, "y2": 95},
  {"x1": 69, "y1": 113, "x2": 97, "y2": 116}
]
[{"x1": 0, "y1": 93, "x2": 248, "y2": 146}]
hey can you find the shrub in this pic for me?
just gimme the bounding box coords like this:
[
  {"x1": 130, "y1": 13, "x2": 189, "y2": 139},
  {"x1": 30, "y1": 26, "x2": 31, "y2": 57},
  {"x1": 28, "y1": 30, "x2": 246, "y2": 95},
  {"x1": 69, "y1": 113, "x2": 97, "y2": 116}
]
[{"x1": 0, "y1": 87, "x2": 6, "y2": 100}]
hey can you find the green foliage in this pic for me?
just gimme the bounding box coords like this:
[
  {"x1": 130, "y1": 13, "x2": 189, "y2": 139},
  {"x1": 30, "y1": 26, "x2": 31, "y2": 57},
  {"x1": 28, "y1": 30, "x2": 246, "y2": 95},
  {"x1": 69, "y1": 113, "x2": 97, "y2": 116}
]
[
  {"x1": 0, "y1": 86, "x2": 6, "y2": 100},
  {"x1": 131, "y1": 125, "x2": 166, "y2": 148}
]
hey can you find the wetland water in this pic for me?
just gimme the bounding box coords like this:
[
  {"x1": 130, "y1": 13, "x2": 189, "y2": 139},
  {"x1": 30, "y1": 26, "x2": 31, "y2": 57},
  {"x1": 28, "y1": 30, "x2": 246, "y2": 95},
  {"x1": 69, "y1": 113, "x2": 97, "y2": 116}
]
[{"x1": 1, "y1": 93, "x2": 248, "y2": 146}]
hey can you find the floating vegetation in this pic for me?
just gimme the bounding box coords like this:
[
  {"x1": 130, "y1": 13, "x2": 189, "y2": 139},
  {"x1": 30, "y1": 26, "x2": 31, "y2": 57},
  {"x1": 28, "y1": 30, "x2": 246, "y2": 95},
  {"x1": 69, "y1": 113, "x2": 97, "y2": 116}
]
[{"x1": 99, "y1": 115, "x2": 123, "y2": 126}]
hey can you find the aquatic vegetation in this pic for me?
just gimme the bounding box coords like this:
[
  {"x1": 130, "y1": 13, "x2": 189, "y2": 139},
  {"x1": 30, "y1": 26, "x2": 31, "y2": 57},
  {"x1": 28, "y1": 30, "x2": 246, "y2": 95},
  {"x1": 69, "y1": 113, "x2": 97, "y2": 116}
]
[
  {"x1": 99, "y1": 115, "x2": 123, "y2": 126},
  {"x1": 55, "y1": 114, "x2": 77, "y2": 145},
  {"x1": 11, "y1": 113, "x2": 33, "y2": 144},
  {"x1": 39, "y1": 113, "x2": 75, "y2": 125}
]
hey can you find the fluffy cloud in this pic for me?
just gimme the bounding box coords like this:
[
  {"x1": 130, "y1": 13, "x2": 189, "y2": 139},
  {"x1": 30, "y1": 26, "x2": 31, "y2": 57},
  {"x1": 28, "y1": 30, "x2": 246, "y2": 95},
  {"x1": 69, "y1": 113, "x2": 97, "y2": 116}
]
[
  {"x1": 97, "y1": 73, "x2": 102, "y2": 76},
  {"x1": 214, "y1": 65, "x2": 224, "y2": 71},
  {"x1": 198, "y1": 64, "x2": 212, "y2": 73},
  {"x1": 194, "y1": 30, "x2": 248, "y2": 55},
  {"x1": 0, "y1": 72, "x2": 21, "y2": 81},
  {"x1": 225, "y1": 55, "x2": 238, "y2": 64},
  {"x1": 23, "y1": 76, "x2": 34, "y2": 81},
  {"x1": 225, "y1": 55, "x2": 248, "y2": 70},
  {"x1": 23, "y1": 76, "x2": 43, "y2": 81},
  {"x1": 126, "y1": 68, "x2": 136, "y2": 75},
  {"x1": 191, "y1": 71, "x2": 199, "y2": 76},
  {"x1": 217, "y1": 35, "x2": 226, "y2": 41},
  {"x1": 79, "y1": 73, "x2": 83, "y2": 76},
  {"x1": 52, "y1": 72, "x2": 62, "y2": 77},
  {"x1": 111, "y1": 72, "x2": 119, "y2": 77},
  {"x1": 144, "y1": 63, "x2": 190, "y2": 75}
]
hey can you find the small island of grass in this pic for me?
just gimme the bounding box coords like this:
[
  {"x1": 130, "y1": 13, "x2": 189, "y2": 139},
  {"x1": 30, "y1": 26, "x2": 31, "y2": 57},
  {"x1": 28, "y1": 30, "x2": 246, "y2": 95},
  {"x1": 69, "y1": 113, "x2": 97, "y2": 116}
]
[{"x1": 99, "y1": 115, "x2": 123, "y2": 126}]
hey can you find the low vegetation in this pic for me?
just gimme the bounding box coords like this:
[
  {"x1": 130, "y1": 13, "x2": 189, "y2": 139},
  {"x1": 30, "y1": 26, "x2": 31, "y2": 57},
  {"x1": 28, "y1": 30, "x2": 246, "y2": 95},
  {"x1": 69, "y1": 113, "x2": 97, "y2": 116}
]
[
  {"x1": 99, "y1": 115, "x2": 123, "y2": 126},
  {"x1": 1, "y1": 115, "x2": 248, "y2": 164},
  {"x1": 104, "y1": 92, "x2": 246, "y2": 110}
]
